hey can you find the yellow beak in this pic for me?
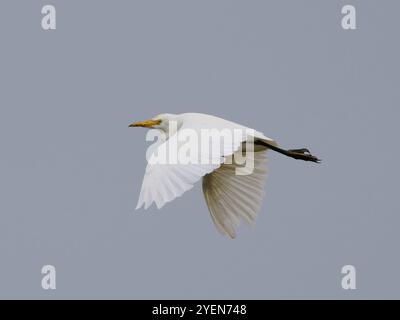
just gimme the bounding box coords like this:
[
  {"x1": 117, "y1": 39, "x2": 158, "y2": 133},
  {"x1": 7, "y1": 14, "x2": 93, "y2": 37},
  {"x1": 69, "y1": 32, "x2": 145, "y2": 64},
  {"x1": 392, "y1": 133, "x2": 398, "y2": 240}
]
[{"x1": 128, "y1": 119, "x2": 161, "y2": 128}]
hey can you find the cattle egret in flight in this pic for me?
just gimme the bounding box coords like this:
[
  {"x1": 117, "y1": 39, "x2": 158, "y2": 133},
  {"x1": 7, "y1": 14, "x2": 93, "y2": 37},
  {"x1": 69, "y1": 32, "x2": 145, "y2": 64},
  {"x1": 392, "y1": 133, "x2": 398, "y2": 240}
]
[{"x1": 129, "y1": 113, "x2": 320, "y2": 238}]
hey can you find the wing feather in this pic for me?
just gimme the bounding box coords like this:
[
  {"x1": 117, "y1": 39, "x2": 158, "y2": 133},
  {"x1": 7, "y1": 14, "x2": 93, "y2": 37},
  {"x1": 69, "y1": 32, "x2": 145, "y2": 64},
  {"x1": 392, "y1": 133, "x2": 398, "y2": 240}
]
[
  {"x1": 202, "y1": 148, "x2": 269, "y2": 238},
  {"x1": 135, "y1": 119, "x2": 249, "y2": 209}
]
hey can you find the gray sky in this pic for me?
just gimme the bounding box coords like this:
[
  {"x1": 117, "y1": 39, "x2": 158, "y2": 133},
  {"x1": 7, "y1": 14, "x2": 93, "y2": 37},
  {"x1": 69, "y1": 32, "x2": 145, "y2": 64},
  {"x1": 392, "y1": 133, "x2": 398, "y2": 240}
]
[{"x1": 0, "y1": 0, "x2": 399, "y2": 299}]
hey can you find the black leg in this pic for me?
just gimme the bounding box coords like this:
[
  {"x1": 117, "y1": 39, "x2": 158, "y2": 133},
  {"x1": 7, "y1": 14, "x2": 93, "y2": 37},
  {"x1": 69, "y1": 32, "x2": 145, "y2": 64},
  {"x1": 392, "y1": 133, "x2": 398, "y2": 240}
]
[{"x1": 255, "y1": 140, "x2": 321, "y2": 163}]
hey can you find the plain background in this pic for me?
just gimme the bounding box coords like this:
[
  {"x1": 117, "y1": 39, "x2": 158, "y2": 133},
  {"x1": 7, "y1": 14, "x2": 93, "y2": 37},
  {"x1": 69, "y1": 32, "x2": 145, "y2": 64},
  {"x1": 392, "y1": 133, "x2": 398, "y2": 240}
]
[{"x1": 0, "y1": 0, "x2": 399, "y2": 299}]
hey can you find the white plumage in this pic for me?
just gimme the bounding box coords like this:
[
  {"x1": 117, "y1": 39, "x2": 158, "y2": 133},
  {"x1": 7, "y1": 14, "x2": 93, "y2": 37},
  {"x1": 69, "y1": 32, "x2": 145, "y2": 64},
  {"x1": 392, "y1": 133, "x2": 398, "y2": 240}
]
[{"x1": 129, "y1": 112, "x2": 319, "y2": 238}]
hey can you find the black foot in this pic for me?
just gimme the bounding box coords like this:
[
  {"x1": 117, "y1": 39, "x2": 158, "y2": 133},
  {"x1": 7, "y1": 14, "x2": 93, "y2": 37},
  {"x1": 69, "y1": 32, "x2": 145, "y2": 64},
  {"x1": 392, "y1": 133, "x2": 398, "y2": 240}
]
[{"x1": 287, "y1": 148, "x2": 321, "y2": 163}]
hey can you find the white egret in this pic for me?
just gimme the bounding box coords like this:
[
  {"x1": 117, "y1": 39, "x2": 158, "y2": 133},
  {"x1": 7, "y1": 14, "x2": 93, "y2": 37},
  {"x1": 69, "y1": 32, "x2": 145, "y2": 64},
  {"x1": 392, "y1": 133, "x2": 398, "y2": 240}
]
[{"x1": 129, "y1": 113, "x2": 320, "y2": 238}]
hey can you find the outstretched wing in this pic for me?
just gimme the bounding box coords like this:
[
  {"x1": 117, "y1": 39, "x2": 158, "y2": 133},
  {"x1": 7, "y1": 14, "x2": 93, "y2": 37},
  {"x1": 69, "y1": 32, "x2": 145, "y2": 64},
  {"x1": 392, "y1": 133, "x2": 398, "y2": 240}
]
[
  {"x1": 136, "y1": 161, "x2": 220, "y2": 209},
  {"x1": 135, "y1": 118, "x2": 248, "y2": 210},
  {"x1": 202, "y1": 147, "x2": 269, "y2": 238}
]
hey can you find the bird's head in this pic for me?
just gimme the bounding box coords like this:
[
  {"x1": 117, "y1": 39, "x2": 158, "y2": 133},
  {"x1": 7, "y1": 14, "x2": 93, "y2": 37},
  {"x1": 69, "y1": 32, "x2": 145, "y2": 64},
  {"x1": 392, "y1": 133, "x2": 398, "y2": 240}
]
[{"x1": 129, "y1": 113, "x2": 182, "y2": 134}]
